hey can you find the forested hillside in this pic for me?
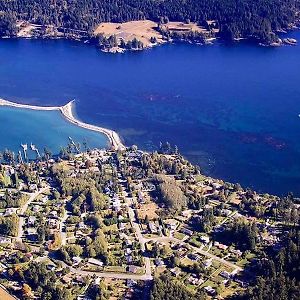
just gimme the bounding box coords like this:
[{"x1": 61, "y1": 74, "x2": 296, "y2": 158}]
[{"x1": 0, "y1": 0, "x2": 299, "y2": 42}]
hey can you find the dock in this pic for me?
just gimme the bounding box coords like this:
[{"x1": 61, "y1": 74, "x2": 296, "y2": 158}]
[{"x1": 0, "y1": 98, "x2": 126, "y2": 151}]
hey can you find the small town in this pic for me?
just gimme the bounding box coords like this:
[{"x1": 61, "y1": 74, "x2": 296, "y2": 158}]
[
  {"x1": 1, "y1": 1, "x2": 300, "y2": 299},
  {"x1": 0, "y1": 142, "x2": 298, "y2": 300}
]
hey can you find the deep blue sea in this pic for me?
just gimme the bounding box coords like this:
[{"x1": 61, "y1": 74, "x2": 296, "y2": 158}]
[{"x1": 1, "y1": 32, "x2": 300, "y2": 195}]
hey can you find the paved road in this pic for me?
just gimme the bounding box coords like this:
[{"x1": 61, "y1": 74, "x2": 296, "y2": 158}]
[
  {"x1": 60, "y1": 206, "x2": 69, "y2": 246},
  {"x1": 143, "y1": 236, "x2": 242, "y2": 272},
  {"x1": 122, "y1": 185, "x2": 241, "y2": 274},
  {"x1": 17, "y1": 187, "x2": 49, "y2": 241},
  {"x1": 50, "y1": 255, "x2": 152, "y2": 281},
  {"x1": 70, "y1": 266, "x2": 152, "y2": 280},
  {"x1": 46, "y1": 186, "x2": 153, "y2": 282},
  {"x1": 123, "y1": 189, "x2": 152, "y2": 278},
  {"x1": 189, "y1": 242, "x2": 242, "y2": 272},
  {"x1": 0, "y1": 284, "x2": 17, "y2": 300}
]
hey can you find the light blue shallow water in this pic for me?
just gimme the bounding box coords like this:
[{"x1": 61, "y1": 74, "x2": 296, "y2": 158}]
[
  {"x1": 1, "y1": 33, "x2": 300, "y2": 195},
  {"x1": 0, "y1": 106, "x2": 108, "y2": 157}
]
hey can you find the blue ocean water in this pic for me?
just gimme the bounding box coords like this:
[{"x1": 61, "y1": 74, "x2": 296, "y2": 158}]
[
  {"x1": 0, "y1": 33, "x2": 300, "y2": 195},
  {"x1": 0, "y1": 106, "x2": 108, "y2": 157}
]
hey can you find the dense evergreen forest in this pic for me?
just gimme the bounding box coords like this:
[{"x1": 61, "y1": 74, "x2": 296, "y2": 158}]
[
  {"x1": 0, "y1": 0, "x2": 299, "y2": 42},
  {"x1": 236, "y1": 229, "x2": 300, "y2": 300}
]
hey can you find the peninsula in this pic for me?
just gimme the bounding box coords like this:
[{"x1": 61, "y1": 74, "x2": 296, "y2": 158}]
[{"x1": 0, "y1": 98, "x2": 125, "y2": 151}]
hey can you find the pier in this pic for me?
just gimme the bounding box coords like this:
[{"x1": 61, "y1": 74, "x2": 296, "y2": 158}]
[
  {"x1": 30, "y1": 143, "x2": 41, "y2": 158},
  {"x1": 0, "y1": 98, "x2": 126, "y2": 151},
  {"x1": 21, "y1": 143, "x2": 28, "y2": 160}
]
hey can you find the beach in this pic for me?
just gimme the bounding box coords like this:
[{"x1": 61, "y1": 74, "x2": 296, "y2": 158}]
[{"x1": 0, "y1": 98, "x2": 125, "y2": 151}]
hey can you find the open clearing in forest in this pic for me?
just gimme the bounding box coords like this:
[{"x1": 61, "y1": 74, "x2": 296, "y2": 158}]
[
  {"x1": 94, "y1": 20, "x2": 164, "y2": 47},
  {"x1": 94, "y1": 20, "x2": 212, "y2": 47}
]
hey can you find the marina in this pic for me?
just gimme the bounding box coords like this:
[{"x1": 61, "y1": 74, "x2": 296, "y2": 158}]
[
  {"x1": 0, "y1": 104, "x2": 109, "y2": 157},
  {"x1": 0, "y1": 98, "x2": 125, "y2": 151}
]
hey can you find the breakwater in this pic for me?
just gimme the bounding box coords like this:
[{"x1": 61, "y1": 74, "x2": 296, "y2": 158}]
[{"x1": 0, "y1": 98, "x2": 125, "y2": 150}]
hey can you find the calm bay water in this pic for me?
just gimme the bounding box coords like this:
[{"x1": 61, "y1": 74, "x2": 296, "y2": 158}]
[
  {"x1": 1, "y1": 33, "x2": 300, "y2": 195},
  {"x1": 0, "y1": 107, "x2": 108, "y2": 158}
]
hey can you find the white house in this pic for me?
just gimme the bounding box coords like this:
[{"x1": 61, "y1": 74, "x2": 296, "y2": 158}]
[{"x1": 28, "y1": 216, "x2": 36, "y2": 226}]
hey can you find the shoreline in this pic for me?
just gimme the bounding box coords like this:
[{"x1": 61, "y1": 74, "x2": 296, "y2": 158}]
[
  {"x1": 0, "y1": 98, "x2": 126, "y2": 151},
  {"x1": 3, "y1": 19, "x2": 298, "y2": 54}
]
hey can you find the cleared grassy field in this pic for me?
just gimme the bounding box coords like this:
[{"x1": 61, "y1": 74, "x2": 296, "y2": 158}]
[{"x1": 94, "y1": 20, "x2": 164, "y2": 47}]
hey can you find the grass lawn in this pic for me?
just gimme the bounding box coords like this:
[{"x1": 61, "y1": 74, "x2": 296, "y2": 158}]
[
  {"x1": 186, "y1": 284, "x2": 198, "y2": 293},
  {"x1": 221, "y1": 283, "x2": 243, "y2": 298},
  {"x1": 210, "y1": 247, "x2": 223, "y2": 256},
  {"x1": 212, "y1": 261, "x2": 221, "y2": 269},
  {"x1": 66, "y1": 232, "x2": 75, "y2": 238},
  {"x1": 154, "y1": 266, "x2": 166, "y2": 276},
  {"x1": 174, "y1": 232, "x2": 185, "y2": 240},
  {"x1": 103, "y1": 224, "x2": 118, "y2": 232},
  {"x1": 236, "y1": 258, "x2": 249, "y2": 267},
  {"x1": 189, "y1": 238, "x2": 202, "y2": 248},
  {"x1": 195, "y1": 175, "x2": 206, "y2": 182},
  {"x1": 181, "y1": 257, "x2": 195, "y2": 266},
  {"x1": 66, "y1": 237, "x2": 76, "y2": 244},
  {"x1": 246, "y1": 252, "x2": 256, "y2": 260},
  {"x1": 201, "y1": 279, "x2": 216, "y2": 288},
  {"x1": 104, "y1": 266, "x2": 127, "y2": 273},
  {"x1": 212, "y1": 275, "x2": 225, "y2": 284}
]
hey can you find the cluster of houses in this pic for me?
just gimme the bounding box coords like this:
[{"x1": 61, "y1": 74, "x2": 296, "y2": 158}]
[
  {"x1": 0, "y1": 147, "x2": 294, "y2": 299},
  {"x1": 24, "y1": 194, "x2": 62, "y2": 242}
]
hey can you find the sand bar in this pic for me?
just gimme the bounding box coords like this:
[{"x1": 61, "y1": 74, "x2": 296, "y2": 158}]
[
  {"x1": 0, "y1": 98, "x2": 125, "y2": 150},
  {"x1": 0, "y1": 285, "x2": 17, "y2": 300}
]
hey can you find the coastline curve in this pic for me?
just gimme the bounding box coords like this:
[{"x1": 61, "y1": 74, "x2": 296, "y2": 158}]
[{"x1": 0, "y1": 98, "x2": 126, "y2": 151}]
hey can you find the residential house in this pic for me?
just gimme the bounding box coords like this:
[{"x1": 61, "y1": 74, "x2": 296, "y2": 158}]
[
  {"x1": 204, "y1": 286, "x2": 216, "y2": 296},
  {"x1": 181, "y1": 228, "x2": 193, "y2": 236},
  {"x1": 148, "y1": 222, "x2": 158, "y2": 234},
  {"x1": 204, "y1": 259, "x2": 212, "y2": 269},
  {"x1": 200, "y1": 235, "x2": 210, "y2": 244},
  {"x1": 28, "y1": 216, "x2": 36, "y2": 226},
  {"x1": 88, "y1": 258, "x2": 103, "y2": 267}
]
